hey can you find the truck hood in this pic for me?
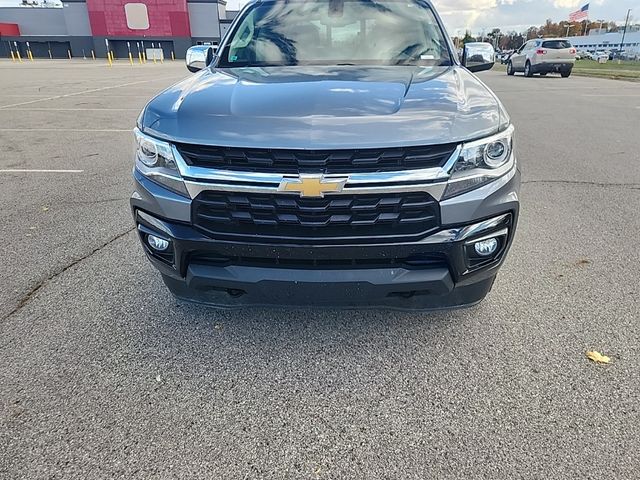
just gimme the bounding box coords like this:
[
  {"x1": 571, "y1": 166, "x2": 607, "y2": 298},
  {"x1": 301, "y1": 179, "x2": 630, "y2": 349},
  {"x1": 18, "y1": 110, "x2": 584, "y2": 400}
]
[{"x1": 142, "y1": 65, "x2": 506, "y2": 149}]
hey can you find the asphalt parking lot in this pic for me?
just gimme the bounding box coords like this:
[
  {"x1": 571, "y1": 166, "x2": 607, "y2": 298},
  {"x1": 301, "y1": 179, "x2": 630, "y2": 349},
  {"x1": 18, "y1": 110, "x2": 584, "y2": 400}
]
[{"x1": 1, "y1": 60, "x2": 639, "y2": 479}]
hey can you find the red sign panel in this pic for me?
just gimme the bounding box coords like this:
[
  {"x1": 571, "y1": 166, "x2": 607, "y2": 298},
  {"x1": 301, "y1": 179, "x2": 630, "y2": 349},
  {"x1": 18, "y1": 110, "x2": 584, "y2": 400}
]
[
  {"x1": 0, "y1": 23, "x2": 21, "y2": 36},
  {"x1": 86, "y1": 0, "x2": 191, "y2": 37}
]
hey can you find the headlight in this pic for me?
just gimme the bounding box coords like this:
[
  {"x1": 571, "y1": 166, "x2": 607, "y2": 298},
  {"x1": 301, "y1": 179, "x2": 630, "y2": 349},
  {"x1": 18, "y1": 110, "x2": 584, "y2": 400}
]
[
  {"x1": 134, "y1": 128, "x2": 188, "y2": 197},
  {"x1": 442, "y1": 125, "x2": 515, "y2": 200}
]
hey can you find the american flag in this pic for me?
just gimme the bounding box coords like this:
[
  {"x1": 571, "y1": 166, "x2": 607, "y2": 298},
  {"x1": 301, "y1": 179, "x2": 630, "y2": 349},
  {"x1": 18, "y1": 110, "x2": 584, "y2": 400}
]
[{"x1": 569, "y1": 3, "x2": 590, "y2": 22}]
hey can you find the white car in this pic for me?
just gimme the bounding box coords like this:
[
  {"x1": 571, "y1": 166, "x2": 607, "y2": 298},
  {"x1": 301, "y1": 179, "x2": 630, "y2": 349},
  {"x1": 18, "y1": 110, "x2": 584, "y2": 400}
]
[{"x1": 507, "y1": 38, "x2": 576, "y2": 78}]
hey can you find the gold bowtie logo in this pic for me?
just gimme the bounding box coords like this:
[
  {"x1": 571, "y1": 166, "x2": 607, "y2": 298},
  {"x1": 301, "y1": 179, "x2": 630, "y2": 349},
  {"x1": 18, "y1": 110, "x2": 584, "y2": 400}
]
[{"x1": 278, "y1": 174, "x2": 348, "y2": 198}]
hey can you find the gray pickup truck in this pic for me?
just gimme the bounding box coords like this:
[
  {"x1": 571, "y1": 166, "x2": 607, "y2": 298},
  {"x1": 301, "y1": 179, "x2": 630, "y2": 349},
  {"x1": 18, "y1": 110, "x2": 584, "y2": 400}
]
[{"x1": 131, "y1": 0, "x2": 520, "y2": 310}]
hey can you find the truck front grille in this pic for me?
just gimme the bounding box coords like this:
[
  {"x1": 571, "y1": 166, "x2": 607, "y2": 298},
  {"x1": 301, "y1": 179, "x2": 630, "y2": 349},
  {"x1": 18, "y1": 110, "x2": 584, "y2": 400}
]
[
  {"x1": 192, "y1": 192, "x2": 440, "y2": 244},
  {"x1": 176, "y1": 143, "x2": 458, "y2": 174}
]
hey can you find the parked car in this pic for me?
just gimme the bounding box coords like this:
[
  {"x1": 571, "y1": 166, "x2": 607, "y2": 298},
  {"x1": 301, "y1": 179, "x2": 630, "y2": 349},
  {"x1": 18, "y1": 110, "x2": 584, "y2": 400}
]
[
  {"x1": 507, "y1": 38, "x2": 576, "y2": 77},
  {"x1": 608, "y1": 49, "x2": 626, "y2": 60},
  {"x1": 499, "y1": 50, "x2": 513, "y2": 64},
  {"x1": 589, "y1": 50, "x2": 609, "y2": 61},
  {"x1": 131, "y1": 0, "x2": 520, "y2": 310}
]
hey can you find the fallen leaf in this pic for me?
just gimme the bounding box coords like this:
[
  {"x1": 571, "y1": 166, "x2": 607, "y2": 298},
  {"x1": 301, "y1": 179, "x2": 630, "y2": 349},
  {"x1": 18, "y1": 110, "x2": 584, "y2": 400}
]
[
  {"x1": 576, "y1": 259, "x2": 591, "y2": 266},
  {"x1": 214, "y1": 324, "x2": 223, "y2": 330},
  {"x1": 586, "y1": 350, "x2": 611, "y2": 364},
  {"x1": 155, "y1": 374, "x2": 161, "y2": 382},
  {"x1": 42, "y1": 206, "x2": 49, "y2": 212}
]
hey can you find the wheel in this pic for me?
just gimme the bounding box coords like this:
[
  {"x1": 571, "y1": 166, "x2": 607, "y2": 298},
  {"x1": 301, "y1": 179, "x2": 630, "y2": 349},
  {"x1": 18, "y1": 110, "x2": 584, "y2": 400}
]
[
  {"x1": 507, "y1": 61, "x2": 515, "y2": 76},
  {"x1": 524, "y1": 61, "x2": 533, "y2": 77},
  {"x1": 561, "y1": 70, "x2": 572, "y2": 78}
]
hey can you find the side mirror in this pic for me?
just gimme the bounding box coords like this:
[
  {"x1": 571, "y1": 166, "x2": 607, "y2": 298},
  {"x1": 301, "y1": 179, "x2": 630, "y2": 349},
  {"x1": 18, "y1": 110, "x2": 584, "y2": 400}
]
[
  {"x1": 186, "y1": 45, "x2": 214, "y2": 73},
  {"x1": 462, "y1": 42, "x2": 495, "y2": 73}
]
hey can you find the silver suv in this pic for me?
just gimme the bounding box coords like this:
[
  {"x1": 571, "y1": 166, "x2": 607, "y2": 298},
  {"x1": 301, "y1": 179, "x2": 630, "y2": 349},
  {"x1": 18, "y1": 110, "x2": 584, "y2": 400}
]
[
  {"x1": 508, "y1": 38, "x2": 576, "y2": 77},
  {"x1": 131, "y1": 0, "x2": 520, "y2": 310}
]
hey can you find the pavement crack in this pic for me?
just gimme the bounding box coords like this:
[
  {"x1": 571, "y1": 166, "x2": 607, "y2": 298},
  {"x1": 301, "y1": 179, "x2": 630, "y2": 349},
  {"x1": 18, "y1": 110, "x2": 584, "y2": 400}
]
[
  {"x1": 522, "y1": 179, "x2": 640, "y2": 190},
  {"x1": 1, "y1": 227, "x2": 136, "y2": 323},
  {"x1": 61, "y1": 197, "x2": 129, "y2": 206}
]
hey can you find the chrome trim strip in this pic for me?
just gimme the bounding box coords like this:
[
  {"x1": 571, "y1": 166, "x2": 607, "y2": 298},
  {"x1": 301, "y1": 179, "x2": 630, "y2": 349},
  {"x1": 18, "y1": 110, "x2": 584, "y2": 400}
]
[
  {"x1": 418, "y1": 214, "x2": 510, "y2": 244},
  {"x1": 184, "y1": 179, "x2": 448, "y2": 200},
  {"x1": 454, "y1": 214, "x2": 510, "y2": 241},
  {"x1": 171, "y1": 145, "x2": 462, "y2": 199}
]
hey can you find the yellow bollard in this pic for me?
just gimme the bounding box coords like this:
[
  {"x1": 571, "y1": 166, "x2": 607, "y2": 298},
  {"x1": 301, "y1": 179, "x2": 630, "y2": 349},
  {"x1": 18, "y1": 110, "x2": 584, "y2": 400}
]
[
  {"x1": 138, "y1": 52, "x2": 142, "y2": 64},
  {"x1": 17, "y1": 50, "x2": 23, "y2": 63},
  {"x1": 142, "y1": 51, "x2": 147, "y2": 63},
  {"x1": 10, "y1": 51, "x2": 16, "y2": 62},
  {"x1": 28, "y1": 50, "x2": 34, "y2": 61},
  {"x1": 171, "y1": 51, "x2": 175, "y2": 61},
  {"x1": 107, "y1": 50, "x2": 112, "y2": 67},
  {"x1": 129, "y1": 52, "x2": 133, "y2": 65},
  {"x1": 68, "y1": 50, "x2": 72, "y2": 60},
  {"x1": 91, "y1": 50, "x2": 95, "y2": 60}
]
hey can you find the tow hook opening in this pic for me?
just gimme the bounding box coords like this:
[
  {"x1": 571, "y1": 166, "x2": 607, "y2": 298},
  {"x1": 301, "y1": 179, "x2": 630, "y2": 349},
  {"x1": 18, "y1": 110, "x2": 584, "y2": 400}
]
[
  {"x1": 387, "y1": 290, "x2": 430, "y2": 299},
  {"x1": 227, "y1": 289, "x2": 246, "y2": 298}
]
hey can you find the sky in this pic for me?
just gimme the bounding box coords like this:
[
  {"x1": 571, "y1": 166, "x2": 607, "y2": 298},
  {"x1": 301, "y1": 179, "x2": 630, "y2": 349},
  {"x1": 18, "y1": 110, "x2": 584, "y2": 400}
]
[{"x1": 0, "y1": 0, "x2": 637, "y2": 35}]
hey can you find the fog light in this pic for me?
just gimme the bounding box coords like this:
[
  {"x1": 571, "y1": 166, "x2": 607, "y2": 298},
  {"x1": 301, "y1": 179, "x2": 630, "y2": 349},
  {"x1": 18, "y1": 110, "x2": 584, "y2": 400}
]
[
  {"x1": 147, "y1": 234, "x2": 170, "y2": 252},
  {"x1": 474, "y1": 238, "x2": 499, "y2": 256}
]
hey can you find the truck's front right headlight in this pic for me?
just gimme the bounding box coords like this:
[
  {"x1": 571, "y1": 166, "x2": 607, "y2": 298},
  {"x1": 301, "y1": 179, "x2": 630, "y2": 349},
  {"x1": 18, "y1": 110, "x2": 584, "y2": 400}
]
[
  {"x1": 134, "y1": 128, "x2": 188, "y2": 197},
  {"x1": 442, "y1": 125, "x2": 515, "y2": 200}
]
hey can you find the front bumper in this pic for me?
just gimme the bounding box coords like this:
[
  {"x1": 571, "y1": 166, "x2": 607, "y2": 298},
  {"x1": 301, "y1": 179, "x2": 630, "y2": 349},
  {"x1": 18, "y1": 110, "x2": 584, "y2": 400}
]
[{"x1": 131, "y1": 168, "x2": 520, "y2": 310}]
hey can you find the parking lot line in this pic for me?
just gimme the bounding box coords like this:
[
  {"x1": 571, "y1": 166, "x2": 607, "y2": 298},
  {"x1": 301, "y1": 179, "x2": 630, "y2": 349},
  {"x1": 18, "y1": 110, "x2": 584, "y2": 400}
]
[
  {"x1": 0, "y1": 169, "x2": 84, "y2": 173},
  {"x1": 0, "y1": 108, "x2": 140, "y2": 111},
  {"x1": 0, "y1": 78, "x2": 175, "y2": 109},
  {"x1": 0, "y1": 128, "x2": 131, "y2": 132},
  {"x1": 582, "y1": 94, "x2": 640, "y2": 97}
]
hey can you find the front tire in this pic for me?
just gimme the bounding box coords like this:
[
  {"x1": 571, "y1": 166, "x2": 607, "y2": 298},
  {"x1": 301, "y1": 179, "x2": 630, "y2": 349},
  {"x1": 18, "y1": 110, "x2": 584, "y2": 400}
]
[
  {"x1": 561, "y1": 69, "x2": 572, "y2": 78},
  {"x1": 507, "y1": 61, "x2": 515, "y2": 76},
  {"x1": 524, "y1": 61, "x2": 533, "y2": 77}
]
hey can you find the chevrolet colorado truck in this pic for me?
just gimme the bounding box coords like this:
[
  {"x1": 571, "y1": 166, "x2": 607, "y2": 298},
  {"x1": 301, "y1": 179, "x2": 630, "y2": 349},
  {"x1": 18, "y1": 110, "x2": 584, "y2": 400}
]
[{"x1": 131, "y1": 0, "x2": 520, "y2": 310}]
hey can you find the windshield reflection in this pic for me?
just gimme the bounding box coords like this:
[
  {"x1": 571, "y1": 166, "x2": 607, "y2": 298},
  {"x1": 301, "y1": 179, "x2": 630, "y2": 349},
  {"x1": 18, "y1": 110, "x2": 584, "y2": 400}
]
[{"x1": 219, "y1": 0, "x2": 452, "y2": 68}]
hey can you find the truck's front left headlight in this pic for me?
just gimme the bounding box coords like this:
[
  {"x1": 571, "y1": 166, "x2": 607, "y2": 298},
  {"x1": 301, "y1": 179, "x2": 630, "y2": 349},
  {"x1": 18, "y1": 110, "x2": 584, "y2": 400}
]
[
  {"x1": 134, "y1": 128, "x2": 188, "y2": 197},
  {"x1": 442, "y1": 125, "x2": 515, "y2": 200}
]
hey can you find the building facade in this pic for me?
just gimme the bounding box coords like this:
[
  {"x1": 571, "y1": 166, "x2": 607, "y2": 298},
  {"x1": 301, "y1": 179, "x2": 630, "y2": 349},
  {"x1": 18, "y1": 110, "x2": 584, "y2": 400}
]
[
  {"x1": 567, "y1": 31, "x2": 640, "y2": 57},
  {"x1": 0, "y1": 0, "x2": 229, "y2": 59}
]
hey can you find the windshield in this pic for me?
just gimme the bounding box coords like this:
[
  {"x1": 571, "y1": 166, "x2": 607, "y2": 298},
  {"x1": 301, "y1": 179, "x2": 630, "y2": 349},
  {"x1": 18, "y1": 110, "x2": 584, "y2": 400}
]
[{"x1": 218, "y1": 0, "x2": 452, "y2": 68}]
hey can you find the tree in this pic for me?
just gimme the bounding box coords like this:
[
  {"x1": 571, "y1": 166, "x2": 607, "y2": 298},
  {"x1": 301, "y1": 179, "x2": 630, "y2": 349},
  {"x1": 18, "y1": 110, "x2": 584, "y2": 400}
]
[
  {"x1": 487, "y1": 28, "x2": 502, "y2": 48},
  {"x1": 461, "y1": 31, "x2": 476, "y2": 45},
  {"x1": 525, "y1": 26, "x2": 539, "y2": 40},
  {"x1": 499, "y1": 32, "x2": 525, "y2": 50}
]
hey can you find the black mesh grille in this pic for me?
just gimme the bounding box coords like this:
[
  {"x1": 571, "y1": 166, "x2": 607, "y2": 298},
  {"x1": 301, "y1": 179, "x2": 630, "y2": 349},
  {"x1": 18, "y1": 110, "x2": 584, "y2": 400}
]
[
  {"x1": 189, "y1": 252, "x2": 448, "y2": 270},
  {"x1": 176, "y1": 143, "x2": 458, "y2": 174},
  {"x1": 192, "y1": 192, "x2": 440, "y2": 244}
]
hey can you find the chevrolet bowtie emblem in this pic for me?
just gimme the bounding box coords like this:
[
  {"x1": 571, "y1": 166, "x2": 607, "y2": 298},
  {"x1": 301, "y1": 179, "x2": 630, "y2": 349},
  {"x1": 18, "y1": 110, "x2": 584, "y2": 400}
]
[{"x1": 278, "y1": 174, "x2": 348, "y2": 198}]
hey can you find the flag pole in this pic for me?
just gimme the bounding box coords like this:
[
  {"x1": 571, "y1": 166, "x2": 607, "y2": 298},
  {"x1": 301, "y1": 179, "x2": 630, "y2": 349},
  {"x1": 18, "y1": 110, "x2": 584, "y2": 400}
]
[{"x1": 619, "y1": 9, "x2": 631, "y2": 63}]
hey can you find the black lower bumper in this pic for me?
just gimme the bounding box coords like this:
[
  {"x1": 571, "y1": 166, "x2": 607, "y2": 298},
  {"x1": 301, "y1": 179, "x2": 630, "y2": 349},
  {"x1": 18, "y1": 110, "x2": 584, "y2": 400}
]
[
  {"x1": 162, "y1": 267, "x2": 496, "y2": 311},
  {"x1": 532, "y1": 62, "x2": 573, "y2": 73},
  {"x1": 131, "y1": 207, "x2": 516, "y2": 311}
]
